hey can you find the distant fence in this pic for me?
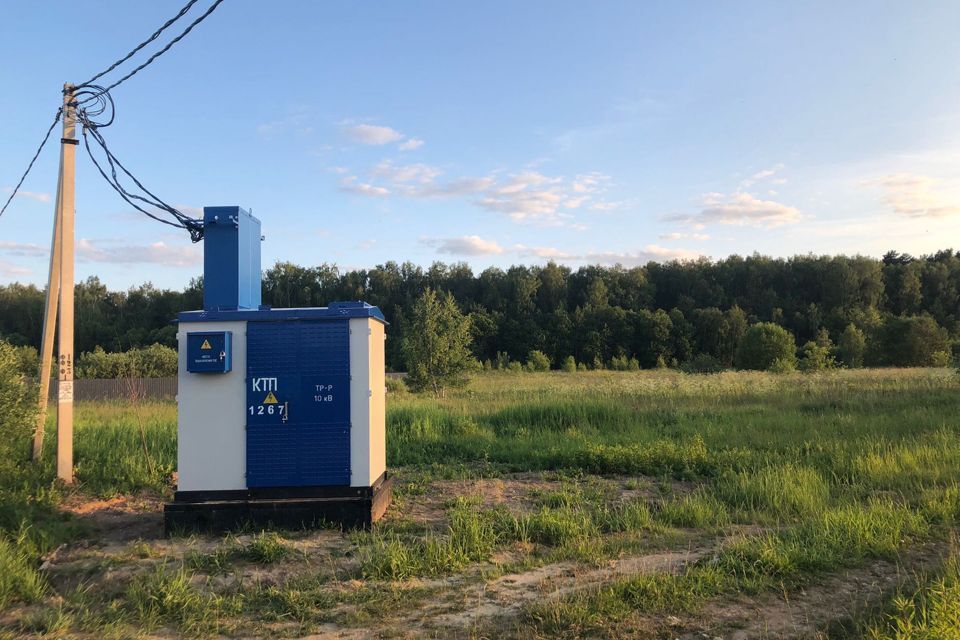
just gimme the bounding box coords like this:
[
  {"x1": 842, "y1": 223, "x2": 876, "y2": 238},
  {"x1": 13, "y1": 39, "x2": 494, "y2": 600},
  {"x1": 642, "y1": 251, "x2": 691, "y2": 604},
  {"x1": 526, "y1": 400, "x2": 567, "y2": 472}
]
[
  {"x1": 31, "y1": 374, "x2": 405, "y2": 401},
  {"x1": 36, "y1": 378, "x2": 179, "y2": 402}
]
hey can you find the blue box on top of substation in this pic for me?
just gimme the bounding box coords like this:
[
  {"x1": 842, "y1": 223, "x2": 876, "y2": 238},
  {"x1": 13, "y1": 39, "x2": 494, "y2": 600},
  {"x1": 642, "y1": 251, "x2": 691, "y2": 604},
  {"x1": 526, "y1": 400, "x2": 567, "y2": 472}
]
[{"x1": 185, "y1": 331, "x2": 232, "y2": 373}]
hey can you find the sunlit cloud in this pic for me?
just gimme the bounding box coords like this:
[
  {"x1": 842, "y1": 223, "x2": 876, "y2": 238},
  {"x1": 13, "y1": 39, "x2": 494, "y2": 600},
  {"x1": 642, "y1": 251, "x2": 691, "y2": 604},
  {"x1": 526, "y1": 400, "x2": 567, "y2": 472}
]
[
  {"x1": 398, "y1": 138, "x2": 424, "y2": 151},
  {"x1": 338, "y1": 162, "x2": 614, "y2": 226},
  {"x1": 865, "y1": 173, "x2": 960, "y2": 218},
  {"x1": 342, "y1": 123, "x2": 405, "y2": 145},
  {"x1": 421, "y1": 235, "x2": 505, "y2": 256},
  {"x1": 3, "y1": 188, "x2": 51, "y2": 203},
  {"x1": 77, "y1": 239, "x2": 201, "y2": 267},
  {"x1": 0, "y1": 241, "x2": 48, "y2": 257},
  {"x1": 668, "y1": 192, "x2": 803, "y2": 229},
  {"x1": 0, "y1": 260, "x2": 30, "y2": 277}
]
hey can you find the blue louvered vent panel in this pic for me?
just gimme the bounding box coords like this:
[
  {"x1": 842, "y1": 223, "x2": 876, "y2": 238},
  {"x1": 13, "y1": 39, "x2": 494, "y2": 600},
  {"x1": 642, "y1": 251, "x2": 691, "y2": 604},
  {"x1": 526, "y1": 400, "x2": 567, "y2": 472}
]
[{"x1": 246, "y1": 320, "x2": 351, "y2": 487}]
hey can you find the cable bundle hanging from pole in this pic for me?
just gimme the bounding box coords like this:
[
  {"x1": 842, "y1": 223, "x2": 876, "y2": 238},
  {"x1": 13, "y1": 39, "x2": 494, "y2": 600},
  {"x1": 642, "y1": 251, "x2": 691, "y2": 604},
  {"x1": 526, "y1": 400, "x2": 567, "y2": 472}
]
[
  {"x1": 2, "y1": 0, "x2": 229, "y2": 473},
  {"x1": 1, "y1": 0, "x2": 225, "y2": 240},
  {"x1": 73, "y1": 85, "x2": 204, "y2": 242}
]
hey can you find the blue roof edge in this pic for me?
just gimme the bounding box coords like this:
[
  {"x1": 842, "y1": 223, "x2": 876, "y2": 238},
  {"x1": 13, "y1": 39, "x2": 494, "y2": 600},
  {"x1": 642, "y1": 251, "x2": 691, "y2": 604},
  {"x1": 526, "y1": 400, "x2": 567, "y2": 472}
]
[{"x1": 177, "y1": 300, "x2": 388, "y2": 324}]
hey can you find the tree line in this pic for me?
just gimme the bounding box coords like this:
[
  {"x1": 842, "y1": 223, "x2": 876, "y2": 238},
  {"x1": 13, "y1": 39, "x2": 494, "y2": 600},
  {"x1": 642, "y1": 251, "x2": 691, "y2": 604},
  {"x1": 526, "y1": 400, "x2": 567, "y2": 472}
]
[{"x1": 1, "y1": 249, "x2": 958, "y2": 374}]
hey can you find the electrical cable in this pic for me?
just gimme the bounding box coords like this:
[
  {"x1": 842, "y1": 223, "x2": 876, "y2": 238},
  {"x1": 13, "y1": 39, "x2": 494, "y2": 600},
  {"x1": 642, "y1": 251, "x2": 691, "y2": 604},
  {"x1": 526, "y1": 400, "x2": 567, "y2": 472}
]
[
  {"x1": 77, "y1": 0, "x2": 225, "y2": 103},
  {"x1": 74, "y1": 85, "x2": 204, "y2": 242},
  {"x1": 76, "y1": 0, "x2": 200, "y2": 88},
  {"x1": 3, "y1": 0, "x2": 224, "y2": 236},
  {"x1": 0, "y1": 108, "x2": 63, "y2": 218}
]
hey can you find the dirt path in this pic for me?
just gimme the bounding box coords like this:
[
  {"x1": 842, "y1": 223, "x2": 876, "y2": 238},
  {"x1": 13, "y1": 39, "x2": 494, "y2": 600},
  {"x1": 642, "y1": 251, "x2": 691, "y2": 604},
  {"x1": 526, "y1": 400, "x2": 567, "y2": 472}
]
[{"x1": 678, "y1": 541, "x2": 952, "y2": 640}]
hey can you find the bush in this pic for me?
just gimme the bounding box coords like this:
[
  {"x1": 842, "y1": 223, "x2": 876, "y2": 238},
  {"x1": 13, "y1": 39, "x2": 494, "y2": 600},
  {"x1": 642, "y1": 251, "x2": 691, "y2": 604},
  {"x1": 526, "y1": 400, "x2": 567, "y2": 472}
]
[
  {"x1": 385, "y1": 377, "x2": 407, "y2": 394},
  {"x1": 561, "y1": 356, "x2": 577, "y2": 373},
  {"x1": 74, "y1": 344, "x2": 178, "y2": 378},
  {"x1": 507, "y1": 361, "x2": 524, "y2": 373},
  {"x1": 0, "y1": 340, "x2": 36, "y2": 474},
  {"x1": 526, "y1": 350, "x2": 551, "y2": 372},
  {"x1": 768, "y1": 357, "x2": 796, "y2": 373},
  {"x1": 11, "y1": 346, "x2": 39, "y2": 378},
  {"x1": 735, "y1": 323, "x2": 797, "y2": 371},
  {"x1": 797, "y1": 340, "x2": 835, "y2": 373},
  {"x1": 681, "y1": 354, "x2": 725, "y2": 374}
]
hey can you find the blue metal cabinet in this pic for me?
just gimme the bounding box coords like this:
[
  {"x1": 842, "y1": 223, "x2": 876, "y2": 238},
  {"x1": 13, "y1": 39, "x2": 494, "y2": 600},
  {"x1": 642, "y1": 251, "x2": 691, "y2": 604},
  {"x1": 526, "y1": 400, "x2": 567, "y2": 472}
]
[
  {"x1": 185, "y1": 331, "x2": 232, "y2": 373},
  {"x1": 245, "y1": 320, "x2": 351, "y2": 487}
]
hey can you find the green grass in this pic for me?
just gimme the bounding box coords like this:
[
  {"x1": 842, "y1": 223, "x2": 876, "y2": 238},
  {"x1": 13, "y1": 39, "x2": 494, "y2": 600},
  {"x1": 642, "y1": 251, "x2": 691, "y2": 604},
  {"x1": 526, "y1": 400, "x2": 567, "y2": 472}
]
[
  {"x1": 2, "y1": 368, "x2": 959, "y2": 637},
  {"x1": 860, "y1": 546, "x2": 960, "y2": 639}
]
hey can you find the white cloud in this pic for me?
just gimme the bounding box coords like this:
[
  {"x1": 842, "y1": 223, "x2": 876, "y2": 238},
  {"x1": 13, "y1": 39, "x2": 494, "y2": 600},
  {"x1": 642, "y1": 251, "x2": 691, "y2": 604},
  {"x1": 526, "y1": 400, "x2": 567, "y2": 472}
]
[
  {"x1": 0, "y1": 260, "x2": 30, "y2": 277},
  {"x1": 398, "y1": 138, "x2": 424, "y2": 151},
  {"x1": 584, "y1": 245, "x2": 702, "y2": 266},
  {"x1": 589, "y1": 201, "x2": 621, "y2": 211},
  {"x1": 741, "y1": 163, "x2": 786, "y2": 188},
  {"x1": 476, "y1": 172, "x2": 566, "y2": 222},
  {"x1": 669, "y1": 192, "x2": 803, "y2": 229},
  {"x1": 77, "y1": 238, "x2": 201, "y2": 267},
  {"x1": 356, "y1": 239, "x2": 377, "y2": 250},
  {"x1": 338, "y1": 176, "x2": 390, "y2": 197},
  {"x1": 3, "y1": 188, "x2": 51, "y2": 203},
  {"x1": 372, "y1": 161, "x2": 441, "y2": 185},
  {"x1": 866, "y1": 173, "x2": 960, "y2": 218},
  {"x1": 335, "y1": 163, "x2": 613, "y2": 226},
  {"x1": 0, "y1": 241, "x2": 48, "y2": 257},
  {"x1": 342, "y1": 124, "x2": 405, "y2": 145},
  {"x1": 658, "y1": 231, "x2": 709, "y2": 241},
  {"x1": 422, "y1": 235, "x2": 505, "y2": 256}
]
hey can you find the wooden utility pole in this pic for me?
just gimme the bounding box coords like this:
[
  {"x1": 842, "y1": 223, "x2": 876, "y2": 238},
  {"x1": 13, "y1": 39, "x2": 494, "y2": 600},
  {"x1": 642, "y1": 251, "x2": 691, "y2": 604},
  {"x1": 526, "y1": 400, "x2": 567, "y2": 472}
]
[
  {"x1": 56, "y1": 83, "x2": 77, "y2": 483},
  {"x1": 34, "y1": 83, "x2": 77, "y2": 483},
  {"x1": 32, "y1": 181, "x2": 61, "y2": 461}
]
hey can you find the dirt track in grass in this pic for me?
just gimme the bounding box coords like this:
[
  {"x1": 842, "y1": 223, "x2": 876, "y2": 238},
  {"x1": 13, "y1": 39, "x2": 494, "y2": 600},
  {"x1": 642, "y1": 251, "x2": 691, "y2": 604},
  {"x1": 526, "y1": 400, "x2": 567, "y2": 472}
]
[{"x1": 10, "y1": 473, "x2": 953, "y2": 639}]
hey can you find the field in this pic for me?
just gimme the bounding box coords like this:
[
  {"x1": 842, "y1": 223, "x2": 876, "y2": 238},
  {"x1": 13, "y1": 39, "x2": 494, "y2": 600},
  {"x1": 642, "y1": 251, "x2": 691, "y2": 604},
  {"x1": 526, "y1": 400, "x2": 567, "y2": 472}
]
[{"x1": 1, "y1": 368, "x2": 960, "y2": 638}]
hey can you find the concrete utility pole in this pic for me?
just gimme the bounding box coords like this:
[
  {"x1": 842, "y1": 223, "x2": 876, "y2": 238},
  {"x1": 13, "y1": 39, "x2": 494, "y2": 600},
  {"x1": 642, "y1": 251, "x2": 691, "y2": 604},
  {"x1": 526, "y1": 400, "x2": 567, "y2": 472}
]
[{"x1": 33, "y1": 83, "x2": 77, "y2": 484}]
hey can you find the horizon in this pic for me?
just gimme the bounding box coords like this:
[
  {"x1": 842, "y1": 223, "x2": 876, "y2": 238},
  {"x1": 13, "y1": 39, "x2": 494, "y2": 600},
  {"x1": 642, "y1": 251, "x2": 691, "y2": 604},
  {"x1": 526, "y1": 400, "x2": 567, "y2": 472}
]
[{"x1": 3, "y1": 1, "x2": 960, "y2": 290}]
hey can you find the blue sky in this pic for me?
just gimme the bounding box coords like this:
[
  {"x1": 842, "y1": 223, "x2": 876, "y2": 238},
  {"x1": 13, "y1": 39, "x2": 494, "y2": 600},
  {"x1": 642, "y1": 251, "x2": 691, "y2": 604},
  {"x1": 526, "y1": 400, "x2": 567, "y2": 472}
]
[{"x1": 2, "y1": 1, "x2": 960, "y2": 290}]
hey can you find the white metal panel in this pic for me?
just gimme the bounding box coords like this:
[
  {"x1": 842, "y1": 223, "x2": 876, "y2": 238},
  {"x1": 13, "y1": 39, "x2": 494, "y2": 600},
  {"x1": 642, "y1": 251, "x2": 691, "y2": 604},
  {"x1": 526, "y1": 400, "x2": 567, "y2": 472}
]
[
  {"x1": 177, "y1": 320, "x2": 248, "y2": 491},
  {"x1": 368, "y1": 320, "x2": 386, "y2": 484},
  {"x1": 349, "y1": 318, "x2": 387, "y2": 487}
]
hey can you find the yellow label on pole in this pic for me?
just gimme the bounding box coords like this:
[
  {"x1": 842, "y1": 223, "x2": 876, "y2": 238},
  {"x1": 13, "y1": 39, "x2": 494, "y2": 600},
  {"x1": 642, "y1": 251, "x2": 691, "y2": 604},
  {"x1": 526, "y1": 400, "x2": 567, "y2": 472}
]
[
  {"x1": 200, "y1": 339, "x2": 213, "y2": 350},
  {"x1": 263, "y1": 391, "x2": 279, "y2": 404}
]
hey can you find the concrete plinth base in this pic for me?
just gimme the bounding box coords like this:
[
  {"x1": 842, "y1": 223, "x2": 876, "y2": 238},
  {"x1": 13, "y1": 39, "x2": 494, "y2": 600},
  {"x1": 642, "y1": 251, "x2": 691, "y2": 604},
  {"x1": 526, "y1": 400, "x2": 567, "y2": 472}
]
[{"x1": 163, "y1": 473, "x2": 393, "y2": 534}]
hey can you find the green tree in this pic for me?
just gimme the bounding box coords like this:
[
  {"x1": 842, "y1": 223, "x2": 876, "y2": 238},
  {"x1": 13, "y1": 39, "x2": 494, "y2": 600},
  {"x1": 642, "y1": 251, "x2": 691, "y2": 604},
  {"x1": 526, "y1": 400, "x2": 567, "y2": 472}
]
[
  {"x1": 401, "y1": 288, "x2": 476, "y2": 396},
  {"x1": 873, "y1": 315, "x2": 951, "y2": 367},
  {"x1": 735, "y1": 323, "x2": 797, "y2": 371},
  {"x1": 560, "y1": 356, "x2": 577, "y2": 372},
  {"x1": 797, "y1": 340, "x2": 835, "y2": 372},
  {"x1": 526, "y1": 350, "x2": 551, "y2": 372},
  {"x1": 836, "y1": 324, "x2": 866, "y2": 368}
]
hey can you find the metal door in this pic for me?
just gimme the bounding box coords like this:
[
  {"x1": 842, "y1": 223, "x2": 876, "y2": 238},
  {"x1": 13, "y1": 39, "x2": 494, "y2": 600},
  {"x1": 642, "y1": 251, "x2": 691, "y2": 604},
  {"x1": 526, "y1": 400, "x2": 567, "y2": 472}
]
[{"x1": 246, "y1": 320, "x2": 351, "y2": 487}]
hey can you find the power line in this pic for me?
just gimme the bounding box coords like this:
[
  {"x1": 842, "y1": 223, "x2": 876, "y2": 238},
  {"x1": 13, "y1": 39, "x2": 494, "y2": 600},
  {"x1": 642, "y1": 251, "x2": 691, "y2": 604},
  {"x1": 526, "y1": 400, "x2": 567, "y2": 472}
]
[
  {"x1": 2, "y1": 0, "x2": 225, "y2": 235},
  {"x1": 78, "y1": 0, "x2": 225, "y2": 102},
  {"x1": 75, "y1": 86, "x2": 204, "y2": 242},
  {"x1": 0, "y1": 108, "x2": 63, "y2": 218},
  {"x1": 76, "y1": 0, "x2": 200, "y2": 88}
]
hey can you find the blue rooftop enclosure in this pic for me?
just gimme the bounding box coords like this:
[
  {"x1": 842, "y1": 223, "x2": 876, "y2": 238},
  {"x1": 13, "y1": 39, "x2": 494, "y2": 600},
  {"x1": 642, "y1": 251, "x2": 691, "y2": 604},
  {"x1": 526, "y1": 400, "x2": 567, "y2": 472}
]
[{"x1": 202, "y1": 206, "x2": 262, "y2": 311}]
